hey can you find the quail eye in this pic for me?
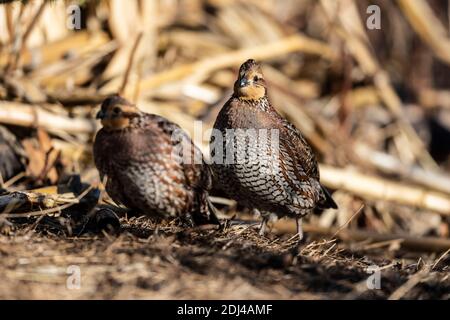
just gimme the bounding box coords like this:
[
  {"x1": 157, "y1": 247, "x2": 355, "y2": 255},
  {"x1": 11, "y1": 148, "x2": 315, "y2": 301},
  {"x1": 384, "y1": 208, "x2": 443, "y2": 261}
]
[
  {"x1": 113, "y1": 107, "x2": 121, "y2": 114},
  {"x1": 253, "y1": 76, "x2": 259, "y2": 82}
]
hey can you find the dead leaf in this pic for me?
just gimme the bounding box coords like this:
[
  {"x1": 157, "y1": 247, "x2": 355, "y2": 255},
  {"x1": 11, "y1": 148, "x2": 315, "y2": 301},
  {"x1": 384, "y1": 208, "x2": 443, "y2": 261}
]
[{"x1": 22, "y1": 129, "x2": 59, "y2": 184}]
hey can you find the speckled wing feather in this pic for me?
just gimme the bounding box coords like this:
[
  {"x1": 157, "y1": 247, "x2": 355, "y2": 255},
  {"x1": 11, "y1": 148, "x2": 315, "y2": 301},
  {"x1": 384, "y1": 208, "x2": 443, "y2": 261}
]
[
  {"x1": 148, "y1": 114, "x2": 212, "y2": 192},
  {"x1": 94, "y1": 117, "x2": 182, "y2": 214},
  {"x1": 278, "y1": 117, "x2": 319, "y2": 179},
  {"x1": 147, "y1": 115, "x2": 217, "y2": 223},
  {"x1": 94, "y1": 112, "x2": 218, "y2": 222},
  {"x1": 277, "y1": 114, "x2": 337, "y2": 209}
]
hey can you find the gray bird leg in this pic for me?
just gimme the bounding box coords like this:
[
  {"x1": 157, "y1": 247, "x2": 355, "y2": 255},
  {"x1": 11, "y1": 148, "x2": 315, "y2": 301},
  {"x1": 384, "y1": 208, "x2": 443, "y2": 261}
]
[
  {"x1": 259, "y1": 216, "x2": 269, "y2": 236},
  {"x1": 296, "y1": 217, "x2": 303, "y2": 241}
]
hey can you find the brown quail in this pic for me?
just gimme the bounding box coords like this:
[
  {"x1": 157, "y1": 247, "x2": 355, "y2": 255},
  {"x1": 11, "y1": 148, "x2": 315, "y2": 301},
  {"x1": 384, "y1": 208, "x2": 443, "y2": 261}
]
[
  {"x1": 209, "y1": 59, "x2": 337, "y2": 239},
  {"x1": 94, "y1": 95, "x2": 218, "y2": 225}
]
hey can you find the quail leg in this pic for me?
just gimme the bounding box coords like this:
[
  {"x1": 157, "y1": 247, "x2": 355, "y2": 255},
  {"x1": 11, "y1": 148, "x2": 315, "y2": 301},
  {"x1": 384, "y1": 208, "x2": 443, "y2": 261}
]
[
  {"x1": 259, "y1": 216, "x2": 269, "y2": 236},
  {"x1": 253, "y1": 209, "x2": 267, "y2": 235},
  {"x1": 296, "y1": 217, "x2": 303, "y2": 241}
]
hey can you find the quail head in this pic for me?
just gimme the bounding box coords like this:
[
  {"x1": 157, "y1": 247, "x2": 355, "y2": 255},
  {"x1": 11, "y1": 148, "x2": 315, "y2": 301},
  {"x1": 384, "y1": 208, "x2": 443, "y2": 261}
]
[
  {"x1": 209, "y1": 59, "x2": 337, "y2": 240},
  {"x1": 94, "y1": 95, "x2": 218, "y2": 225}
]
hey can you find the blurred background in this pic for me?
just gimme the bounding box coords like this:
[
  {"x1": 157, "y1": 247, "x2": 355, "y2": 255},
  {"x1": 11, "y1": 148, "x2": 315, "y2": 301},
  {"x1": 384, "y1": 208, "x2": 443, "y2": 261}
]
[{"x1": 1, "y1": 0, "x2": 450, "y2": 299}]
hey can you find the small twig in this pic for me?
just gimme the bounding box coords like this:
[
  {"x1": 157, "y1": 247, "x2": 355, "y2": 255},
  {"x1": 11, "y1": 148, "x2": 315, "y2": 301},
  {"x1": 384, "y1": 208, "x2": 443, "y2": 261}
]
[
  {"x1": 209, "y1": 196, "x2": 237, "y2": 207},
  {"x1": 132, "y1": 60, "x2": 144, "y2": 103},
  {"x1": 98, "y1": 175, "x2": 109, "y2": 204},
  {"x1": 360, "y1": 239, "x2": 403, "y2": 251},
  {"x1": 7, "y1": 1, "x2": 47, "y2": 71},
  {"x1": 119, "y1": 31, "x2": 143, "y2": 97},
  {"x1": 320, "y1": 164, "x2": 450, "y2": 216},
  {"x1": 0, "y1": 101, "x2": 97, "y2": 134},
  {"x1": 2, "y1": 172, "x2": 26, "y2": 189},
  {"x1": 432, "y1": 248, "x2": 450, "y2": 270},
  {"x1": 321, "y1": 242, "x2": 337, "y2": 257},
  {"x1": 397, "y1": 0, "x2": 450, "y2": 66},
  {"x1": 332, "y1": 203, "x2": 365, "y2": 238},
  {"x1": 5, "y1": 4, "x2": 14, "y2": 46}
]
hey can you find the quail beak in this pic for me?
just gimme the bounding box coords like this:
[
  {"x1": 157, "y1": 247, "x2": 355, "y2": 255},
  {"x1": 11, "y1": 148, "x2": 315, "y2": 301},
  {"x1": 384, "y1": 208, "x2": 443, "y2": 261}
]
[
  {"x1": 239, "y1": 77, "x2": 250, "y2": 88},
  {"x1": 96, "y1": 110, "x2": 105, "y2": 120}
]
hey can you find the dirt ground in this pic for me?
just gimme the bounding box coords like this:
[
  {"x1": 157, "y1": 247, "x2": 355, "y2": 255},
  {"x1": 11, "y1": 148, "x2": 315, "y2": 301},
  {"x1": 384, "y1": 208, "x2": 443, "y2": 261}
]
[
  {"x1": 1, "y1": 216, "x2": 449, "y2": 300},
  {"x1": 1, "y1": 0, "x2": 450, "y2": 302}
]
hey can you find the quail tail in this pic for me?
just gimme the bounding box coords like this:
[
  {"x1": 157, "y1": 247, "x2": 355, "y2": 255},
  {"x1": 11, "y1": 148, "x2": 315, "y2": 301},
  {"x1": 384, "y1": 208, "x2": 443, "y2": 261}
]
[{"x1": 319, "y1": 185, "x2": 338, "y2": 209}]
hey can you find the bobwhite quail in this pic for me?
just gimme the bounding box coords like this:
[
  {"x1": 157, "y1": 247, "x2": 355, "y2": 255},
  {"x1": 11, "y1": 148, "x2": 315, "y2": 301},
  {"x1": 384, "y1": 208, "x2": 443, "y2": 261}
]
[
  {"x1": 210, "y1": 59, "x2": 337, "y2": 239},
  {"x1": 94, "y1": 95, "x2": 218, "y2": 225}
]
